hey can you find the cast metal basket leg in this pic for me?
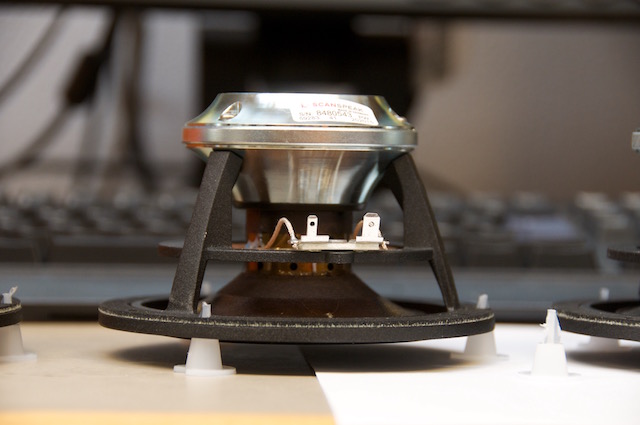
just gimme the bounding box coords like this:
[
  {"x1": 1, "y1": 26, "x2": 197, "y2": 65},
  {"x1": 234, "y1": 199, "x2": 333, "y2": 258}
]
[
  {"x1": 167, "y1": 150, "x2": 243, "y2": 313},
  {"x1": 383, "y1": 154, "x2": 460, "y2": 311}
]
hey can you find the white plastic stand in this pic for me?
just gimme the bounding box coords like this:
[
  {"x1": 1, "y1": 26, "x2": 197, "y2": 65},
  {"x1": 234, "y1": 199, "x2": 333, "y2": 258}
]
[
  {"x1": 174, "y1": 302, "x2": 235, "y2": 376},
  {"x1": 0, "y1": 287, "x2": 36, "y2": 362},
  {"x1": 531, "y1": 309, "x2": 568, "y2": 377},
  {"x1": 580, "y1": 287, "x2": 621, "y2": 351},
  {"x1": 460, "y1": 294, "x2": 498, "y2": 360}
]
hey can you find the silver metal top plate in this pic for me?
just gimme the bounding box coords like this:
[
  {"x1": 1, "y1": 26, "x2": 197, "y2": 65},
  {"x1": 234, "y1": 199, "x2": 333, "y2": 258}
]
[{"x1": 182, "y1": 93, "x2": 416, "y2": 154}]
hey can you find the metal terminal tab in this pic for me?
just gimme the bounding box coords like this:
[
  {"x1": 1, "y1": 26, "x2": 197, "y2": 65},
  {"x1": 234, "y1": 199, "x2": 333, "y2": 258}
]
[
  {"x1": 356, "y1": 212, "x2": 384, "y2": 243},
  {"x1": 300, "y1": 215, "x2": 330, "y2": 243}
]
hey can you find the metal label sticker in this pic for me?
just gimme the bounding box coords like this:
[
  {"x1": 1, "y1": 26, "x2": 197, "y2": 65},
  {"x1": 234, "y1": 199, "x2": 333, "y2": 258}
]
[{"x1": 290, "y1": 99, "x2": 379, "y2": 126}]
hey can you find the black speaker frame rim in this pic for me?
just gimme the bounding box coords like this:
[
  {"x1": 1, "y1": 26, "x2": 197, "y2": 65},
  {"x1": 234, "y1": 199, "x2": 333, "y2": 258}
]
[
  {"x1": 99, "y1": 296, "x2": 494, "y2": 344},
  {"x1": 0, "y1": 298, "x2": 22, "y2": 328},
  {"x1": 554, "y1": 299, "x2": 640, "y2": 342}
]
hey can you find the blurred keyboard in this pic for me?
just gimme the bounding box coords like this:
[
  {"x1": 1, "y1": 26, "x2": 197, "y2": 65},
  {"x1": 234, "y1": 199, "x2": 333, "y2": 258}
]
[
  {"x1": 0, "y1": 191, "x2": 197, "y2": 263},
  {"x1": 1, "y1": 189, "x2": 639, "y2": 272},
  {"x1": 3, "y1": 189, "x2": 640, "y2": 322},
  {"x1": 367, "y1": 190, "x2": 640, "y2": 273}
]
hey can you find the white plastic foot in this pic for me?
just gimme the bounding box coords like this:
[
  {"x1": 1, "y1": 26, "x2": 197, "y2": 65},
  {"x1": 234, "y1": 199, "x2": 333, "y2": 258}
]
[
  {"x1": 173, "y1": 338, "x2": 236, "y2": 376},
  {"x1": 580, "y1": 287, "x2": 621, "y2": 351},
  {"x1": 531, "y1": 309, "x2": 568, "y2": 377},
  {"x1": 174, "y1": 302, "x2": 235, "y2": 376},
  {"x1": 0, "y1": 324, "x2": 37, "y2": 362},
  {"x1": 461, "y1": 294, "x2": 498, "y2": 360},
  {"x1": 582, "y1": 336, "x2": 621, "y2": 351},
  {"x1": 1, "y1": 286, "x2": 36, "y2": 362}
]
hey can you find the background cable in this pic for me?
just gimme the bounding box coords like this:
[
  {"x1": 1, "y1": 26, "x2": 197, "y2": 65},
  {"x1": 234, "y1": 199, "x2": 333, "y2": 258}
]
[
  {"x1": 0, "y1": 9, "x2": 119, "y2": 182},
  {"x1": 0, "y1": 6, "x2": 66, "y2": 105}
]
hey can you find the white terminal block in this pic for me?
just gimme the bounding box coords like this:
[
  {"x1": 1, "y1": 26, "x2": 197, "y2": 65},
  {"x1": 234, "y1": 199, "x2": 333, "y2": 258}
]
[
  {"x1": 174, "y1": 303, "x2": 236, "y2": 377},
  {"x1": 296, "y1": 213, "x2": 388, "y2": 251},
  {"x1": 0, "y1": 286, "x2": 36, "y2": 362},
  {"x1": 531, "y1": 309, "x2": 568, "y2": 377}
]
